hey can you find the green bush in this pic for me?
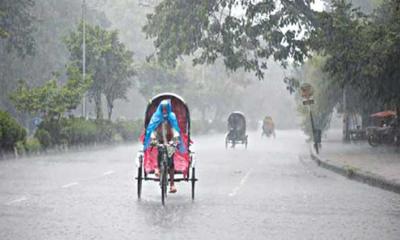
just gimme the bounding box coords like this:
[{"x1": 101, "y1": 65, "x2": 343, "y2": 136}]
[
  {"x1": 62, "y1": 118, "x2": 97, "y2": 145},
  {"x1": 34, "y1": 117, "x2": 143, "y2": 148},
  {"x1": 34, "y1": 128, "x2": 52, "y2": 149},
  {"x1": 15, "y1": 141, "x2": 26, "y2": 155},
  {"x1": 94, "y1": 119, "x2": 115, "y2": 143},
  {"x1": 114, "y1": 119, "x2": 143, "y2": 141},
  {"x1": 24, "y1": 138, "x2": 42, "y2": 154},
  {"x1": 0, "y1": 111, "x2": 27, "y2": 152}
]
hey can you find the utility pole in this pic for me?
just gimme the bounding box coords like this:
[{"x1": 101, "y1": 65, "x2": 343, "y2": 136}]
[{"x1": 82, "y1": 0, "x2": 87, "y2": 118}]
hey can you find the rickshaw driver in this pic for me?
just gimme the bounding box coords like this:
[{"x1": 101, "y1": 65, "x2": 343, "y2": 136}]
[{"x1": 143, "y1": 99, "x2": 185, "y2": 193}]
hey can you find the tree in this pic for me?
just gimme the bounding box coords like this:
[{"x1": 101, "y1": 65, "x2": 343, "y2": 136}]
[
  {"x1": 143, "y1": 0, "x2": 320, "y2": 78},
  {"x1": 287, "y1": 0, "x2": 400, "y2": 139},
  {"x1": 0, "y1": 0, "x2": 109, "y2": 119},
  {"x1": 136, "y1": 61, "x2": 186, "y2": 99},
  {"x1": 312, "y1": 0, "x2": 400, "y2": 113},
  {"x1": 65, "y1": 23, "x2": 135, "y2": 120},
  {"x1": 103, "y1": 32, "x2": 136, "y2": 120},
  {"x1": 10, "y1": 65, "x2": 92, "y2": 120}
]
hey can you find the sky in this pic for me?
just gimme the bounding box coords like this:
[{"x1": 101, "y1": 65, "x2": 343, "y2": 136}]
[{"x1": 311, "y1": 0, "x2": 325, "y2": 12}]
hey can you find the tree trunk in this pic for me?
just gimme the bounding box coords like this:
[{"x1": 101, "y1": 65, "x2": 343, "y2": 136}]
[
  {"x1": 106, "y1": 96, "x2": 113, "y2": 121},
  {"x1": 342, "y1": 86, "x2": 350, "y2": 142},
  {"x1": 94, "y1": 92, "x2": 103, "y2": 120}
]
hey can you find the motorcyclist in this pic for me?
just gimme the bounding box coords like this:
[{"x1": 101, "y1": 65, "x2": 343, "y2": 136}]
[{"x1": 262, "y1": 116, "x2": 276, "y2": 138}]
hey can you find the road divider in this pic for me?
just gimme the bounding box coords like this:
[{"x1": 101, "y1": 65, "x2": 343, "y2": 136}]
[
  {"x1": 61, "y1": 182, "x2": 79, "y2": 188},
  {"x1": 103, "y1": 170, "x2": 115, "y2": 176},
  {"x1": 6, "y1": 196, "x2": 28, "y2": 205},
  {"x1": 229, "y1": 169, "x2": 252, "y2": 197}
]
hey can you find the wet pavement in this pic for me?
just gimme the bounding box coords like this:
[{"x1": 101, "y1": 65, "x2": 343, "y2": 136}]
[
  {"x1": 320, "y1": 129, "x2": 400, "y2": 185},
  {"x1": 0, "y1": 130, "x2": 399, "y2": 240}
]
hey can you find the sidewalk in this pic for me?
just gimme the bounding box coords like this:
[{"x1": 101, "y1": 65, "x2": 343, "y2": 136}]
[{"x1": 310, "y1": 129, "x2": 400, "y2": 194}]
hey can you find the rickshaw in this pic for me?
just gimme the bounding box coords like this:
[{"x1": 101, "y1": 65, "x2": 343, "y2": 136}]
[
  {"x1": 225, "y1": 111, "x2": 248, "y2": 149},
  {"x1": 135, "y1": 93, "x2": 197, "y2": 205},
  {"x1": 366, "y1": 111, "x2": 399, "y2": 147},
  {"x1": 261, "y1": 116, "x2": 276, "y2": 138}
]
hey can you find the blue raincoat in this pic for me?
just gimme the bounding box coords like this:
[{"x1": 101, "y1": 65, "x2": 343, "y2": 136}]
[{"x1": 143, "y1": 100, "x2": 185, "y2": 152}]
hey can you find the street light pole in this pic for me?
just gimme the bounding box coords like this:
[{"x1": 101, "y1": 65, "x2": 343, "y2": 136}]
[{"x1": 82, "y1": 0, "x2": 87, "y2": 119}]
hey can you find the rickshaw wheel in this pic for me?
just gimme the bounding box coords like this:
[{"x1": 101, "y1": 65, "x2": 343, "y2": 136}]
[
  {"x1": 137, "y1": 157, "x2": 143, "y2": 199},
  {"x1": 368, "y1": 135, "x2": 380, "y2": 147},
  {"x1": 191, "y1": 168, "x2": 196, "y2": 200},
  {"x1": 160, "y1": 163, "x2": 168, "y2": 206}
]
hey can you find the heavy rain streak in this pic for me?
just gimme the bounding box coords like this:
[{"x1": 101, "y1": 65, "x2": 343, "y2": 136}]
[{"x1": 1, "y1": 0, "x2": 400, "y2": 239}]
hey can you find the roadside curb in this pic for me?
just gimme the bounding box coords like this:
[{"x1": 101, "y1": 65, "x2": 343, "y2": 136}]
[{"x1": 310, "y1": 146, "x2": 400, "y2": 195}]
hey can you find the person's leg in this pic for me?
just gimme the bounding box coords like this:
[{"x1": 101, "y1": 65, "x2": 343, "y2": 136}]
[
  {"x1": 168, "y1": 155, "x2": 177, "y2": 193},
  {"x1": 155, "y1": 148, "x2": 161, "y2": 177}
]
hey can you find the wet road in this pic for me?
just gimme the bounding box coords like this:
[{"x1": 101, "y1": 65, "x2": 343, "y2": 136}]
[{"x1": 0, "y1": 130, "x2": 399, "y2": 240}]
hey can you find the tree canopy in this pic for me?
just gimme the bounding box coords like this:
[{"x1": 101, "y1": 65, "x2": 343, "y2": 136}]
[
  {"x1": 143, "y1": 0, "x2": 320, "y2": 78},
  {"x1": 10, "y1": 65, "x2": 92, "y2": 120}
]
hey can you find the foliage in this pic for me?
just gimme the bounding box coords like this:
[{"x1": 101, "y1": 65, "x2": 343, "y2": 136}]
[
  {"x1": 65, "y1": 23, "x2": 136, "y2": 120},
  {"x1": 311, "y1": 0, "x2": 400, "y2": 110},
  {"x1": 0, "y1": 0, "x2": 109, "y2": 119},
  {"x1": 143, "y1": 0, "x2": 320, "y2": 78},
  {"x1": 292, "y1": 56, "x2": 342, "y2": 136},
  {"x1": 10, "y1": 65, "x2": 92, "y2": 120},
  {"x1": 136, "y1": 61, "x2": 186, "y2": 99},
  {"x1": 34, "y1": 129, "x2": 51, "y2": 149},
  {"x1": 286, "y1": 0, "x2": 400, "y2": 137},
  {"x1": 0, "y1": 111, "x2": 27, "y2": 152},
  {"x1": 0, "y1": 0, "x2": 36, "y2": 57},
  {"x1": 114, "y1": 119, "x2": 143, "y2": 141},
  {"x1": 33, "y1": 117, "x2": 142, "y2": 148},
  {"x1": 24, "y1": 137, "x2": 42, "y2": 154}
]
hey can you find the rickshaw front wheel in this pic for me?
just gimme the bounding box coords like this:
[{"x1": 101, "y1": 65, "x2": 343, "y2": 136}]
[
  {"x1": 191, "y1": 167, "x2": 196, "y2": 200},
  {"x1": 160, "y1": 162, "x2": 168, "y2": 206}
]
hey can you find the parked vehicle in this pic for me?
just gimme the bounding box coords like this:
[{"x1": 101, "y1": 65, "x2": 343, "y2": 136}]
[{"x1": 366, "y1": 111, "x2": 399, "y2": 147}]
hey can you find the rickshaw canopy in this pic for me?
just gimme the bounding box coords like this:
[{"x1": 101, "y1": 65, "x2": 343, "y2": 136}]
[{"x1": 370, "y1": 111, "x2": 396, "y2": 118}]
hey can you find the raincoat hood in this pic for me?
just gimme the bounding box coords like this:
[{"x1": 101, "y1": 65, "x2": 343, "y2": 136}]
[{"x1": 143, "y1": 100, "x2": 185, "y2": 152}]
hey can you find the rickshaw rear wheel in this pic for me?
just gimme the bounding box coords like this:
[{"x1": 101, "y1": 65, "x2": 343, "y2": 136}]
[
  {"x1": 137, "y1": 157, "x2": 143, "y2": 199},
  {"x1": 368, "y1": 135, "x2": 380, "y2": 147},
  {"x1": 191, "y1": 167, "x2": 196, "y2": 200}
]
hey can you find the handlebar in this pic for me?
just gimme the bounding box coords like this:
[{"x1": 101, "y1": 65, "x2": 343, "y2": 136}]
[{"x1": 150, "y1": 140, "x2": 178, "y2": 148}]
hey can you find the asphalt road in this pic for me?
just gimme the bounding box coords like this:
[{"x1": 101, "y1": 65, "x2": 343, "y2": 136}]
[{"x1": 0, "y1": 130, "x2": 399, "y2": 240}]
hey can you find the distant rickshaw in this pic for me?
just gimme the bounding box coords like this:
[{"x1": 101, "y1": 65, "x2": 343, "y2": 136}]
[
  {"x1": 225, "y1": 111, "x2": 248, "y2": 149},
  {"x1": 262, "y1": 116, "x2": 276, "y2": 138},
  {"x1": 366, "y1": 111, "x2": 399, "y2": 147}
]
